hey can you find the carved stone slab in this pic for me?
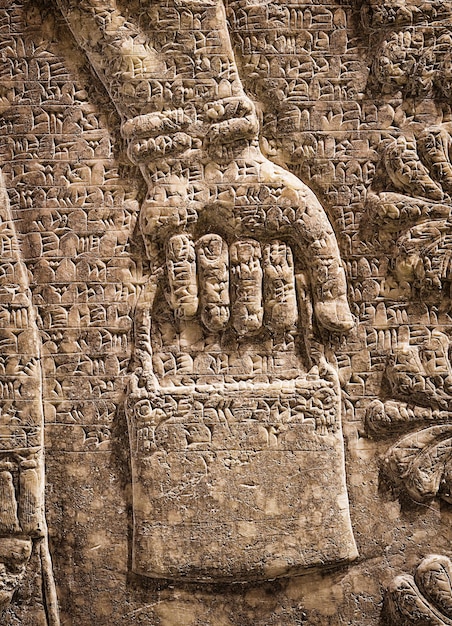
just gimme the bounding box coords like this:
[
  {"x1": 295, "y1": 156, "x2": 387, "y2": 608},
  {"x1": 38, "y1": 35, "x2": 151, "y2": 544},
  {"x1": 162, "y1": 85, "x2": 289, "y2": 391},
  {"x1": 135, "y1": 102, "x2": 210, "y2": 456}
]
[{"x1": 126, "y1": 375, "x2": 357, "y2": 581}]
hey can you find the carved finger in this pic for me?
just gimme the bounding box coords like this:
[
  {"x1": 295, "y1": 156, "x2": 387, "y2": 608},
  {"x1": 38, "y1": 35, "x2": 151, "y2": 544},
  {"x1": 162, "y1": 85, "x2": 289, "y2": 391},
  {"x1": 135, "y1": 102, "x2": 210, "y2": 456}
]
[
  {"x1": 127, "y1": 132, "x2": 194, "y2": 165},
  {"x1": 260, "y1": 163, "x2": 354, "y2": 333},
  {"x1": 204, "y1": 97, "x2": 255, "y2": 122},
  {"x1": 206, "y1": 116, "x2": 259, "y2": 147},
  {"x1": 263, "y1": 241, "x2": 297, "y2": 332},
  {"x1": 0, "y1": 470, "x2": 20, "y2": 534},
  {"x1": 166, "y1": 234, "x2": 198, "y2": 320},
  {"x1": 121, "y1": 110, "x2": 192, "y2": 139},
  {"x1": 196, "y1": 234, "x2": 230, "y2": 332},
  {"x1": 230, "y1": 239, "x2": 263, "y2": 335}
]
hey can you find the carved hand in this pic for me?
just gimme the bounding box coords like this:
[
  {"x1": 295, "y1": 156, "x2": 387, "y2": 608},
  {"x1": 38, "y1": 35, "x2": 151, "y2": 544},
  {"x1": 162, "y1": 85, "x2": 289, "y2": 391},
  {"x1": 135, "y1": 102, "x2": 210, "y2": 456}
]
[
  {"x1": 124, "y1": 131, "x2": 359, "y2": 579},
  {"x1": 54, "y1": 0, "x2": 357, "y2": 580},
  {"x1": 135, "y1": 142, "x2": 354, "y2": 340}
]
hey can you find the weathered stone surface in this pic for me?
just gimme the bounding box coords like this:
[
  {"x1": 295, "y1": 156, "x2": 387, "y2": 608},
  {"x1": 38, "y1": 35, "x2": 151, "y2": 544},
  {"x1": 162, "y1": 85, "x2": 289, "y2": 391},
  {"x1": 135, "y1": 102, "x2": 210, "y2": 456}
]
[
  {"x1": 0, "y1": 0, "x2": 450, "y2": 624},
  {"x1": 385, "y1": 554, "x2": 452, "y2": 625}
]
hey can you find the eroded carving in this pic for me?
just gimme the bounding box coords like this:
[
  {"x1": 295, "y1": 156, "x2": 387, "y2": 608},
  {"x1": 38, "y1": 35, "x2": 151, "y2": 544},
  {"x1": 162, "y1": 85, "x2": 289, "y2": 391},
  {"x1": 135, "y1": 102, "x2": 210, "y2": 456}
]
[
  {"x1": 5, "y1": 0, "x2": 452, "y2": 620},
  {"x1": 360, "y1": 0, "x2": 452, "y2": 264},
  {"x1": 54, "y1": 0, "x2": 358, "y2": 581},
  {"x1": 0, "y1": 173, "x2": 58, "y2": 623},
  {"x1": 360, "y1": 0, "x2": 452, "y2": 509},
  {"x1": 385, "y1": 555, "x2": 452, "y2": 625}
]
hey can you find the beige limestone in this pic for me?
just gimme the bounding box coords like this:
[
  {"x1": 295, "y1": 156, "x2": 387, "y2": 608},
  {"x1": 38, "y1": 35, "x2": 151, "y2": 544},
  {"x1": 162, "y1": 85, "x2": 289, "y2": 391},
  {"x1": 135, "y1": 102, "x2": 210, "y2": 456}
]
[{"x1": 0, "y1": 0, "x2": 450, "y2": 624}]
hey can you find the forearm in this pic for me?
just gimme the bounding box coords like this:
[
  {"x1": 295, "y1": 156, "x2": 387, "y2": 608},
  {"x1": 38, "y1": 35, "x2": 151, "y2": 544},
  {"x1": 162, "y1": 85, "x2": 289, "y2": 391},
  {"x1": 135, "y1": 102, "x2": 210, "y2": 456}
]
[
  {"x1": 56, "y1": 0, "x2": 199, "y2": 166},
  {"x1": 55, "y1": 0, "x2": 162, "y2": 119},
  {"x1": 56, "y1": 0, "x2": 260, "y2": 154}
]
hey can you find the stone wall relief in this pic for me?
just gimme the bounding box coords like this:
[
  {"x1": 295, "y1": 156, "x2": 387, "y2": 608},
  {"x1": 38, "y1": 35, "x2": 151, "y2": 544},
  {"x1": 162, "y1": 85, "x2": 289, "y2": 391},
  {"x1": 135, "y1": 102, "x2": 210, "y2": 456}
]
[
  {"x1": 385, "y1": 554, "x2": 452, "y2": 625},
  {"x1": 52, "y1": 0, "x2": 358, "y2": 583},
  {"x1": 356, "y1": 0, "x2": 452, "y2": 508},
  {"x1": 3, "y1": 0, "x2": 452, "y2": 622},
  {"x1": 0, "y1": 173, "x2": 59, "y2": 624}
]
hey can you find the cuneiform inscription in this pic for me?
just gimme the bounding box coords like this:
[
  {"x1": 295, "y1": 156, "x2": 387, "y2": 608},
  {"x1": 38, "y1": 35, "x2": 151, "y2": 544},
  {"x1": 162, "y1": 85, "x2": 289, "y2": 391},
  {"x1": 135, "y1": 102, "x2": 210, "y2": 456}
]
[{"x1": 130, "y1": 377, "x2": 339, "y2": 460}]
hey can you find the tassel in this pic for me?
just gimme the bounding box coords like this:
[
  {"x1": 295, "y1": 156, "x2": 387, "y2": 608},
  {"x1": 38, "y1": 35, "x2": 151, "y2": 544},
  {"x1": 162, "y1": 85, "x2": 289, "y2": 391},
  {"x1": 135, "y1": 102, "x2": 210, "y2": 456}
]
[
  {"x1": 18, "y1": 467, "x2": 42, "y2": 536},
  {"x1": 0, "y1": 470, "x2": 20, "y2": 533}
]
